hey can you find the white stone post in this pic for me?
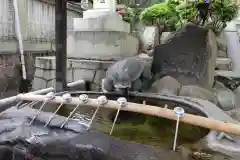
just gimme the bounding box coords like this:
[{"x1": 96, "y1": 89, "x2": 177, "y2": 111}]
[{"x1": 93, "y1": 0, "x2": 116, "y2": 12}]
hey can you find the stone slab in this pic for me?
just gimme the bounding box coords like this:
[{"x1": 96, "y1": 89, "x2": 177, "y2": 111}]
[
  {"x1": 71, "y1": 59, "x2": 100, "y2": 69},
  {"x1": 33, "y1": 57, "x2": 115, "y2": 91},
  {"x1": 67, "y1": 31, "x2": 139, "y2": 60},
  {"x1": 32, "y1": 77, "x2": 47, "y2": 90},
  {"x1": 73, "y1": 14, "x2": 130, "y2": 32},
  {"x1": 218, "y1": 50, "x2": 228, "y2": 58},
  {"x1": 216, "y1": 58, "x2": 232, "y2": 70},
  {"x1": 140, "y1": 26, "x2": 159, "y2": 50},
  {"x1": 93, "y1": 70, "x2": 106, "y2": 85},
  {"x1": 35, "y1": 57, "x2": 72, "y2": 70},
  {"x1": 151, "y1": 24, "x2": 217, "y2": 89},
  {"x1": 73, "y1": 68, "x2": 95, "y2": 82},
  {"x1": 215, "y1": 70, "x2": 240, "y2": 78}
]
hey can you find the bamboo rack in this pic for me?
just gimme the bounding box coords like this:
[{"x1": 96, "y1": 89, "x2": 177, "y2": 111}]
[{"x1": 16, "y1": 93, "x2": 240, "y2": 136}]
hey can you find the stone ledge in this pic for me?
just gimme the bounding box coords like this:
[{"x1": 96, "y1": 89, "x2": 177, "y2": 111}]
[
  {"x1": 70, "y1": 59, "x2": 113, "y2": 70},
  {"x1": 216, "y1": 58, "x2": 232, "y2": 65},
  {"x1": 34, "y1": 68, "x2": 73, "y2": 81},
  {"x1": 73, "y1": 14, "x2": 130, "y2": 33},
  {"x1": 216, "y1": 58, "x2": 232, "y2": 70},
  {"x1": 215, "y1": 70, "x2": 240, "y2": 78},
  {"x1": 68, "y1": 31, "x2": 139, "y2": 60},
  {"x1": 35, "y1": 56, "x2": 72, "y2": 70},
  {"x1": 35, "y1": 56, "x2": 115, "y2": 70},
  {"x1": 33, "y1": 56, "x2": 117, "y2": 91}
]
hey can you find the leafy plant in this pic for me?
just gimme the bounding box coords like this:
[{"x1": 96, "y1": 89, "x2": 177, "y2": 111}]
[
  {"x1": 208, "y1": 0, "x2": 238, "y2": 35},
  {"x1": 169, "y1": 0, "x2": 238, "y2": 34},
  {"x1": 140, "y1": 2, "x2": 177, "y2": 26},
  {"x1": 177, "y1": 2, "x2": 197, "y2": 21},
  {"x1": 140, "y1": 2, "x2": 179, "y2": 42},
  {"x1": 117, "y1": 7, "x2": 134, "y2": 23}
]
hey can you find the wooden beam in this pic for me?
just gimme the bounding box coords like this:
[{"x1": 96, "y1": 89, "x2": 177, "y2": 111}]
[
  {"x1": 55, "y1": 0, "x2": 67, "y2": 92},
  {"x1": 17, "y1": 94, "x2": 240, "y2": 136}
]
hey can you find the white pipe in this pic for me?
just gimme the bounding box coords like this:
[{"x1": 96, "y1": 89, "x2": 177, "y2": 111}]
[
  {"x1": 67, "y1": 79, "x2": 85, "y2": 88},
  {"x1": 0, "y1": 79, "x2": 86, "y2": 109},
  {"x1": 0, "y1": 87, "x2": 55, "y2": 107},
  {"x1": 13, "y1": 0, "x2": 27, "y2": 80}
]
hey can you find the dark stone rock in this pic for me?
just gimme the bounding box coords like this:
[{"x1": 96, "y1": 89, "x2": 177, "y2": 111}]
[
  {"x1": 229, "y1": 108, "x2": 240, "y2": 122},
  {"x1": 151, "y1": 24, "x2": 217, "y2": 89},
  {"x1": 179, "y1": 85, "x2": 217, "y2": 104},
  {"x1": 149, "y1": 76, "x2": 181, "y2": 95},
  {"x1": 217, "y1": 42, "x2": 227, "y2": 53},
  {"x1": 216, "y1": 90, "x2": 236, "y2": 111},
  {"x1": 218, "y1": 50, "x2": 228, "y2": 58}
]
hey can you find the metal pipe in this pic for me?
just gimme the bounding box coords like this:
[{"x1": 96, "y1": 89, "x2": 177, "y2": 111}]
[
  {"x1": 16, "y1": 93, "x2": 240, "y2": 136},
  {"x1": 13, "y1": 0, "x2": 27, "y2": 80},
  {"x1": 0, "y1": 79, "x2": 85, "y2": 109}
]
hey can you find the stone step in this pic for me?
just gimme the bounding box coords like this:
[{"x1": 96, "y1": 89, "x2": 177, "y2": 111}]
[
  {"x1": 216, "y1": 58, "x2": 232, "y2": 65},
  {"x1": 215, "y1": 70, "x2": 240, "y2": 78},
  {"x1": 216, "y1": 58, "x2": 232, "y2": 70}
]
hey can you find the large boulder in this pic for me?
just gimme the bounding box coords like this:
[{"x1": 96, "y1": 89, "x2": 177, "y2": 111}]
[
  {"x1": 151, "y1": 24, "x2": 218, "y2": 89},
  {"x1": 139, "y1": 26, "x2": 159, "y2": 51},
  {"x1": 228, "y1": 108, "x2": 240, "y2": 122},
  {"x1": 179, "y1": 85, "x2": 217, "y2": 104},
  {"x1": 149, "y1": 76, "x2": 181, "y2": 95},
  {"x1": 213, "y1": 82, "x2": 236, "y2": 111},
  {"x1": 216, "y1": 90, "x2": 236, "y2": 111}
]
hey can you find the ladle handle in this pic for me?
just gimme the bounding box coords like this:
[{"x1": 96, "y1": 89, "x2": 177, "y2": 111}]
[{"x1": 17, "y1": 94, "x2": 240, "y2": 136}]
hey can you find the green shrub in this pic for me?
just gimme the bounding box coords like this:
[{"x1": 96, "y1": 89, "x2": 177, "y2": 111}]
[
  {"x1": 209, "y1": 0, "x2": 238, "y2": 34},
  {"x1": 139, "y1": 0, "x2": 238, "y2": 36},
  {"x1": 140, "y1": 2, "x2": 178, "y2": 28}
]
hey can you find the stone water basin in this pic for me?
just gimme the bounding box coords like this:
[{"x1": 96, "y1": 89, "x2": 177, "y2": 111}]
[{"x1": 58, "y1": 91, "x2": 240, "y2": 159}]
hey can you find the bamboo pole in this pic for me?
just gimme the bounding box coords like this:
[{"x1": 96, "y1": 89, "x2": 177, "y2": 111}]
[{"x1": 16, "y1": 94, "x2": 240, "y2": 136}]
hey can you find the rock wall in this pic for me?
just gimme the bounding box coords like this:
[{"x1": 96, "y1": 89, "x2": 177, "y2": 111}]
[
  {"x1": 0, "y1": 54, "x2": 21, "y2": 98},
  {"x1": 33, "y1": 57, "x2": 114, "y2": 91},
  {"x1": 0, "y1": 52, "x2": 54, "y2": 98},
  {"x1": 151, "y1": 24, "x2": 218, "y2": 89}
]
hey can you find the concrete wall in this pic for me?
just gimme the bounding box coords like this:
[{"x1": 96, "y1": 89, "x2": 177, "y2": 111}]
[
  {"x1": 0, "y1": 0, "x2": 83, "y2": 52},
  {"x1": 0, "y1": 0, "x2": 83, "y2": 96},
  {"x1": 0, "y1": 51, "x2": 54, "y2": 98},
  {"x1": 67, "y1": 31, "x2": 139, "y2": 60}
]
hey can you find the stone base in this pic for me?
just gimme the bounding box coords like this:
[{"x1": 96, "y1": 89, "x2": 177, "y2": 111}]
[
  {"x1": 74, "y1": 10, "x2": 129, "y2": 32},
  {"x1": 67, "y1": 11, "x2": 139, "y2": 60},
  {"x1": 32, "y1": 56, "x2": 114, "y2": 91},
  {"x1": 67, "y1": 31, "x2": 139, "y2": 60}
]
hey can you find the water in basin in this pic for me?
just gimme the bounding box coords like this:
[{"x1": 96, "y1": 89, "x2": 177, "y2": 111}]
[{"x1": 58, "y1": 93, "x2": 209, "y2": 149}]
